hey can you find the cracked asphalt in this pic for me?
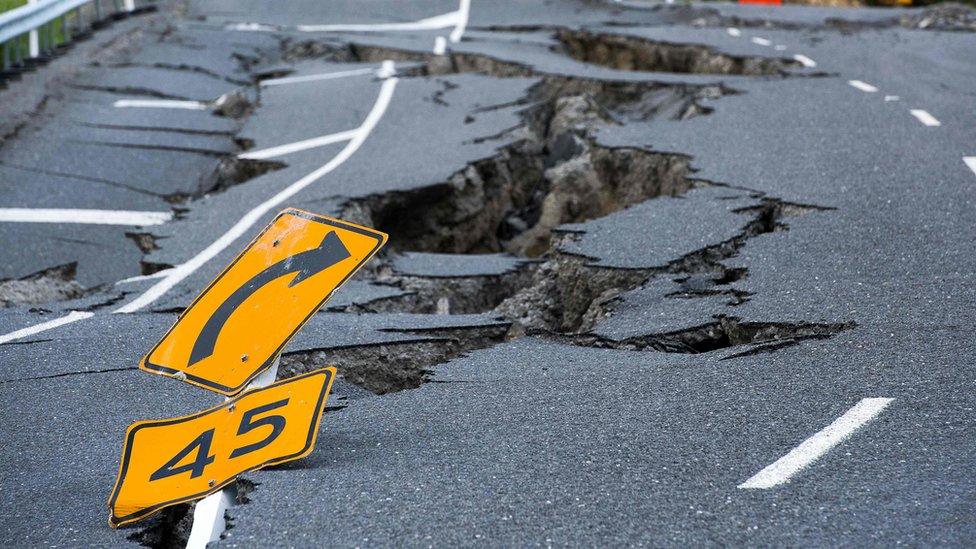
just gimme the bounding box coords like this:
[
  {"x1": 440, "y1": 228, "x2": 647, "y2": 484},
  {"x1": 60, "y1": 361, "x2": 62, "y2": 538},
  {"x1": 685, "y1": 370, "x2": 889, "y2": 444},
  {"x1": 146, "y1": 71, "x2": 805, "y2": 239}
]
[{"x1": 1, "y1": 0, "x2": 974, "y2": 546}]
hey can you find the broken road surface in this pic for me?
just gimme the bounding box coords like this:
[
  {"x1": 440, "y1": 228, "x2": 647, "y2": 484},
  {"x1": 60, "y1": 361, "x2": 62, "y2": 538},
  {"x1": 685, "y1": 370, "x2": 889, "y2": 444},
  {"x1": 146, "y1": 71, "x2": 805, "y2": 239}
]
[{"x1": 1, "y1": 0, "x2": 974, "y2": 546}]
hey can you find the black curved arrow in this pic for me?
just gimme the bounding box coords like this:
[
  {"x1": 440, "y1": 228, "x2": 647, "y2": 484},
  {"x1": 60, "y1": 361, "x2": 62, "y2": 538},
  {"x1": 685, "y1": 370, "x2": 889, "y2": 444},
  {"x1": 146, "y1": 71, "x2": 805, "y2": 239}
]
[{"x1": 188, "y1": 231, "x2": 351, "y2": 366}]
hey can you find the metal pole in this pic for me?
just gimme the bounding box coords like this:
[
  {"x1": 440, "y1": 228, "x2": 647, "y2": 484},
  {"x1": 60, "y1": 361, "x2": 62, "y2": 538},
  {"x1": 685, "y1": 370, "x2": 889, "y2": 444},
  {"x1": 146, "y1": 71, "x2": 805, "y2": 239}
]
[{"x1": 28, "y1": 0, "x2": 39, "y2": 58}]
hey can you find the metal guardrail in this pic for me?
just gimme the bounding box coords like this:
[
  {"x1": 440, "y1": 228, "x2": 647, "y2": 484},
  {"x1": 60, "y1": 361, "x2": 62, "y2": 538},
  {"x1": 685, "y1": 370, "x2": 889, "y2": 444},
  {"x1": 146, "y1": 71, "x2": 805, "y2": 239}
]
[{"x1": 0, "y1": 0, "x2": 137, "y2": 71}]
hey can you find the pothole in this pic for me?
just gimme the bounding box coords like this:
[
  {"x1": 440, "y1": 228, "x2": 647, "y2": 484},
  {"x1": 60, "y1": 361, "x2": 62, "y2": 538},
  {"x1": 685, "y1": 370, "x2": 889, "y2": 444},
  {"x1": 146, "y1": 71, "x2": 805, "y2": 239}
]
[
  {"x1": 554, "y1": 29, "x2": 799, "y2": 75},
  {"x1": 0, "y1": 263, "x2": 85, "y2": 307}
]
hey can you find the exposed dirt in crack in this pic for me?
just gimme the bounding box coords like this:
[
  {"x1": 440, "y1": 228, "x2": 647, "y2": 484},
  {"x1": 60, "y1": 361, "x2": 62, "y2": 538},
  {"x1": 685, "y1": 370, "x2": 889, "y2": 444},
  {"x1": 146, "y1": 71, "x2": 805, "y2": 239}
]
[
  {"x1": 554, "y1": 29, "x2": 799, "y2": 75},
  {"x1": 127, "y1": 477, "x2": 256, "y2": 548},
  {"x1": 0, "y1": 263, "x2": 85, "y2": 307},
  {"x1": 279, "y1": 324, "x2": 511, "y2": 394},
  {"x1": 555, "y1": 317, "x2": 854, "y2": 355}
]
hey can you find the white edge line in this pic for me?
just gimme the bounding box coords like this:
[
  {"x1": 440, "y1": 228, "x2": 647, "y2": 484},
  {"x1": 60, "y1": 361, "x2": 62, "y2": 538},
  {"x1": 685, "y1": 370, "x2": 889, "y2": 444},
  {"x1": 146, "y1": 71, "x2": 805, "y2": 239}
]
[
  {"x1": 793, "y1": 54, "x2": 817, "y2": 68},
  {"x1": 0, "y1": 208, "x2": 172, "y2": 226},
  {"x1": 0, "y1": 311, "x2": 94, "y2": 345},
  {"x1": 238, "y1": 129, "x2": 359, "y2": 160},
  {"x1": 848, "y1": 80, "x2": 878, "y2": 93},
  {"x1": 738, "y1": 397, "x2": 894, "y2": 489},
  {"x1": 113, "y1": 65, "x2": 400, "y2": 314},
  {"x1": 260, "y1": 67, "x2": 376, "y2": 87},
  {"x1": 964, "y1": 157, "x2": 976, "y2": 177},
  {"x1": 909, "y1": 109, "x2": 941, "y2": 127},
  {"x1": 113, "y1": 99, "x2": 209, "y2": 110}
]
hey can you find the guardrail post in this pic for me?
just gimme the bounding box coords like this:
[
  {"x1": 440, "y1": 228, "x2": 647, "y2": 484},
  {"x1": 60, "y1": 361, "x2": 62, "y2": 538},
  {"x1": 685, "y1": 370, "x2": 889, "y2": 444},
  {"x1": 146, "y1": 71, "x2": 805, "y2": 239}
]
[{"x1": 27, "y1": 0, "x2": 39, "y2": 58}]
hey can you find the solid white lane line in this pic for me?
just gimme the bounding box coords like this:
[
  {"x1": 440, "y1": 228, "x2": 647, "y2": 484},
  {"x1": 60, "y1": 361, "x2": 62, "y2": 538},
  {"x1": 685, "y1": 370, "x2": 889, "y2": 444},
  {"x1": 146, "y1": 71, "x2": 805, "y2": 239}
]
[
  {"x1": 738, "y1": 398, "x2": 894, "y2": 489},
  {"x1": 909, "y1": 109, "x2": 941, "y2": 127},
  {"x1": 260, "y1": 67, "x2": 376, "y2": 87},
  {"x1": 0, "y1": 311, "x2": 94, "y2": 345},
  {"x1": 433, "y1": 35, "x2": 447, "y2": 55},
  {"x1": 727, "y1": 27, "x2": 741, "y2": 37},
  {"x1": 297, "y1": 9, "x2": 459, "y2": 33},
  {"x1": 238, "y1": 129, "x2": 358, "y2": 160},
  {"x1": 793, "y1": 54, "x2": 817, "y2": 68},
  {"x1": 114, "y1": 69, "x2": 400, "y2": 314},
  {"x1": 964, "y1": 157, "x2": 976, "y2": 177},
  {"x1": 0, "y1": 208, "x2": 172, "y2": 226},
  {"x1": 848, "y1": 80, "x2": 878, "y2": 93},
  {"x1": 113, "y1": 99, "x2": 208, "y2": 110},
  {"x1": 751, "y1": 37, "x2": 772, "y2": 46},
  {"x1": 449, "y1": 0, "x2": 470, "y2": 43}
]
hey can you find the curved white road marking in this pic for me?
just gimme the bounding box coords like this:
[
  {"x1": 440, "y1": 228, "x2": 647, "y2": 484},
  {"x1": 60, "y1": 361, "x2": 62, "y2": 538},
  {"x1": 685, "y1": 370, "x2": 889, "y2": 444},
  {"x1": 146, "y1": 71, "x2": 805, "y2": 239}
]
[
  {"x1": 793, "y1": 54, "x2": 816, "y2": 68},
  {"x1": 738, "y1": 398, "x2": 894, "y2": 489},
  {"x1": 750, "y1": 37, "x2": 772, "y2": 46},
  {"x1": 238, "y1": 129, "x2": 358, "y2": 160},
  {"x1": 848, "y1": 80, "x2": 878, "y2": 93},
  {"x1": 115, "y1": 269, "x2": 174, "y2": 285},
  {"x1": 113, "y1": 99, "x2": 209, "y2": 110},
  {"x1": 260, "y1": 67, "x2": 377, "y2": 87},
  {"x1": 726, "y1": 27, "x2": 741, "y2": 37},
  {"x1": 0, "y1": 208, "x2": 172, "y2": 226},
  {"x1": 964, "y1": 157, "x2": 976, "y2": 177},
  {"x1": 449, "y1": 0, "x2": 471, "y2": 43},
  {"x1": 114, "y1": 68, "x2": 399, "y2": 314},
  {"x1": 909, "y1": 109, "x2": 941, "y2": 127},
  {"x1": 0, "y1": 311, "x2": 94, "y2": 345}
]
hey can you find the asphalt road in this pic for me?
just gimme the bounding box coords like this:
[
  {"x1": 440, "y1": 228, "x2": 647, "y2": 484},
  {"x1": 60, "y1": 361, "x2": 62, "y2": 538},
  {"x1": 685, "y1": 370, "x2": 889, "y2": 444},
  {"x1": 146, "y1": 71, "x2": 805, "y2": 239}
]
[{"x1": 0, "y1": 0, "x2": 974, "y2": 546}]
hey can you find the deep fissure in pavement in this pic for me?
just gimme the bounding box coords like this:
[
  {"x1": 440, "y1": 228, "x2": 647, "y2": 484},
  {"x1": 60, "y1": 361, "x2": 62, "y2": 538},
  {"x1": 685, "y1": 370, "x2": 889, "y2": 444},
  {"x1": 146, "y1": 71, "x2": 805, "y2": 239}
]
[
  {"x1": 554, "y1": 29, "x2": 799, "y2": 75},
  {"x1": 280, "y1": 324, "x2": 511, "y2": 394}
]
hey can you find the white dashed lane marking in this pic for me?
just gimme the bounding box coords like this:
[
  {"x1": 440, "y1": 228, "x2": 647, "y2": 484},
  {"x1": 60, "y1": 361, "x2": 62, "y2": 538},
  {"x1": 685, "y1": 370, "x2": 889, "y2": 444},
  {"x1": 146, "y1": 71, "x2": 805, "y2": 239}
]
[
  {"x1": 260, "y1": 67, "x2": 377, "y2": 87},
  {"x1": 726, "y1": 27, "x2": 741, "y2": 37},
  {"x1": 750, "y1": 37, "x2": 772, "y2": 46},
  {"x1": 0, "y1": 208, "x2": 172, "y2": 225},
  {"x1": 793, "y1": 54, "x2": 816, "y2": 68},
  {"x1": 848, "y1": 80, "x2": 879, "y2": 93},
  {"x1": 113, "y1": 99, "x2": 208, "y2": 110},
  {"x1": 738, "y1": 398, "x2": 894, "y2": 489},
  {"x1": 238, "y1": 129, "x2": 358, "y2": 160},
  {"x1": 909, "y1": 109, "x2": 941, "y2": 127},
  {"x1": 964, "y1": 157, "x2": 976, "y2": 178}
]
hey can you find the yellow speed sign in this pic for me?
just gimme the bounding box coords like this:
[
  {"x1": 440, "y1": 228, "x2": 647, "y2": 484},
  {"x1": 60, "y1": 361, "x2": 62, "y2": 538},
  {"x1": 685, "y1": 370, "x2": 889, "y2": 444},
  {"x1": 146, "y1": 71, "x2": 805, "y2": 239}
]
[{"x1": 108, "y1": 368, "x2": 336, "y2": 527}]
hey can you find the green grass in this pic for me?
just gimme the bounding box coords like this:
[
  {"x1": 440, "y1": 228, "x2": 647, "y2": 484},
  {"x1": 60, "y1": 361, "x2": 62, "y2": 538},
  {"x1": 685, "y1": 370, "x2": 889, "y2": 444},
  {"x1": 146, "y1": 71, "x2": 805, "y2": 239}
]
[{"x1": 1, "y1": 0, "x2": 68, "y2": 69}]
